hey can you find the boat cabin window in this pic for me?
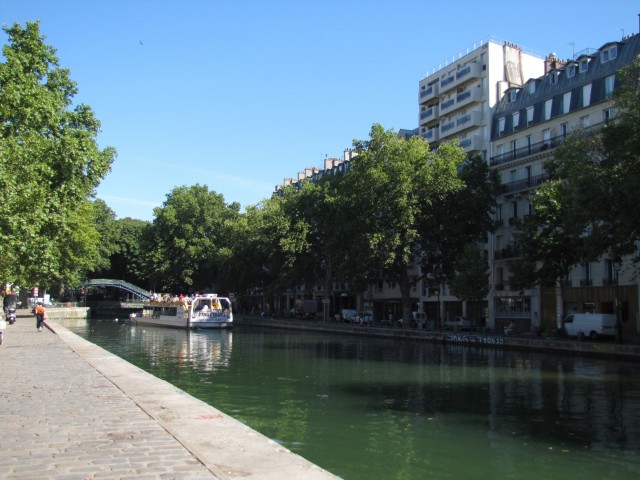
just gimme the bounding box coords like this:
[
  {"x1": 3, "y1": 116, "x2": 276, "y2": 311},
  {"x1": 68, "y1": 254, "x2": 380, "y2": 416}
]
[{"x1": 194, "y1": 297, "x2": 230, "y2": 313}]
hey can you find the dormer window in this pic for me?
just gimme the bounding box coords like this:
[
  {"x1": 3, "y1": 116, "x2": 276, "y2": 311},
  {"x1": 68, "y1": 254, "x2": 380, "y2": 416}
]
[
  {"x1": 529, "y1": 82, "x2": 536, "y2": 94},
  {"x1": 508, "y1": 90, "x2": 518, "y2": 102},
  {"x1": 602, "y1": 45, "x2": 618, "y2": 63},
  {"x1": 567, "y1": 64, "x2": 576, "y2": 78},
  {"x1": 579, "y1": 58, "x2": 590, "y2": 73},
  {"x1": 550, "y1": 71, "x2": 560, "y2": 84},
  {"x1": 498, "y1": 117, "x2": 506, "y2": 135}
]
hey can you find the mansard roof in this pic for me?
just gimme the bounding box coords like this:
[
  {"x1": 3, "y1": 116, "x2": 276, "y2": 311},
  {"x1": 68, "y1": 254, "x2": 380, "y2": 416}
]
[{"x1": 494, "y1": 34, "x2": 640, "y2": 118}]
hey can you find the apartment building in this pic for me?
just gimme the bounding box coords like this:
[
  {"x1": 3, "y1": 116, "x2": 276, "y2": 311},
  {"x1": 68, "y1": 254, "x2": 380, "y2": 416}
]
[
  {"x1": 418, "y1": 36, "x2": 546, "y2": 160},
  {"x1": 415, "y1": 38, "x2": 546, "y2": 324},
  {"x1": 489, "y1": 33, "x2": 640, "y2": 335}
]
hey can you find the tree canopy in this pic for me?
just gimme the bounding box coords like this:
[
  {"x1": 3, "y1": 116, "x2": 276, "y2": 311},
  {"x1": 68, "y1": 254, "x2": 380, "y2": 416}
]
[
  {"x1": 144, "y1": 184, "x2": 240, "y2": 294},
  {"x1": 0, "y1": 21, "x2": 116, "y2": 291}
]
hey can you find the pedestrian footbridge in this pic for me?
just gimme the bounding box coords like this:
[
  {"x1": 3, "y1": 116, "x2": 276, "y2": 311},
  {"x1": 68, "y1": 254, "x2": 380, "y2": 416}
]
[{"x1": 77, "y1": 279, "x2": 151, "y2": 301}]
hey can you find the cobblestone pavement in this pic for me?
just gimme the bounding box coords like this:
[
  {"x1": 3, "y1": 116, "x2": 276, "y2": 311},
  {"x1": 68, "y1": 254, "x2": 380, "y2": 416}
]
[{"x1": 0, "y1": 312, "x2": 338, "y2": 480}]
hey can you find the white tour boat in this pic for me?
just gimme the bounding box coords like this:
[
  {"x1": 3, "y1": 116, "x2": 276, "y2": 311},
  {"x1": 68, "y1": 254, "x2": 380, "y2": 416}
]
[{"x1": 131, "y1": 294, "x2": 233, "y2": 329}]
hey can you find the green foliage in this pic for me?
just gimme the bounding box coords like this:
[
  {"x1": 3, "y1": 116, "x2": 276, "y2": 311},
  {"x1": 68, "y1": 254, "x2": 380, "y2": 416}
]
[
  {"x1": 87, "y1": 202, "x2": 150, "y2": 287},
  {"x1": 449, "y1": 243, "x2": 490, "y2": 301},
  {"x1": 341, "y1": 124, "x2": 498, "y2": 322},
  {"x1": 510, "y1": 179, "x2": 586, "y2": 290},
  {"x1": 145, "y1": 184, "x2": 240, "y2": 293},
  {"x1": 0, "y1": 21, "x2": 116, "y2": 290},
  {"x1": 417, "y1": 153, "x2": 499, "y2": 293}
]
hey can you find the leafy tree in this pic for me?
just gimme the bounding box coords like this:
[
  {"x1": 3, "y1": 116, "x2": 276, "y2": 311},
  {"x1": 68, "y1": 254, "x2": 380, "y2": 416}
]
[
  {"x1": 0, "y1": 21, "x2": 116, "y2": 290},
  {"x1": 510, "y1": 180, "x2": 588, "y2": 327},
  {"x1": 417, "y1": 153, "x2": 500, "y2": 306},
  {"x1": 343, "y1": 125, "x2": 467, "y2": 325},
  {"x1": 88, "y1": 200, "x2": 150, "y2": 288},
  {"x1": 510, "y1": 57, "x2": 640, "y2": 327},
  {"x1": 449, "y1": 243, "x2": 490, "y2": 303},
  {"x1": 145, "y1": 184, "x2": 240, "y2": 294},
  {"x1": 541, "y1": 57, "x2": 640, "y2": 262}
]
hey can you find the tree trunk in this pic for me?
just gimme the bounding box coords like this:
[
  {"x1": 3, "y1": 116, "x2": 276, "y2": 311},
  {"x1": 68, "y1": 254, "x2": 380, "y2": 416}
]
[
  {"x1": 399, "y1": 269, "x2": 412, "y2": 327},
  {"x1": 555, "y1": 279, "x2": 564, "y2": 332},
  {"x1": 323, "y1": 259, "x2": 332, "y2": 323}
]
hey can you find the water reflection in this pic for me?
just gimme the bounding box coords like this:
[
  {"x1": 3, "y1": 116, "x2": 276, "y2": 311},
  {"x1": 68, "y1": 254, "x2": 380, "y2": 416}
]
[{"x1": 62, "y1": 319, "x2": 640, "y2": 480}]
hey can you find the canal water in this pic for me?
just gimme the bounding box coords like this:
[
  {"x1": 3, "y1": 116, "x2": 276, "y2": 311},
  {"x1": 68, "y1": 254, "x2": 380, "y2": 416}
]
[{"x1": 60, "y1": 318, "x2": 640, "y2": 480}]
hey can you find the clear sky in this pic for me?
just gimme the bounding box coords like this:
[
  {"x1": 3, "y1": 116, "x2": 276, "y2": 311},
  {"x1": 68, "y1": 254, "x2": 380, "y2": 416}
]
[{"x1": 2, "y1": 1, "x2": 639, "y2": 221}]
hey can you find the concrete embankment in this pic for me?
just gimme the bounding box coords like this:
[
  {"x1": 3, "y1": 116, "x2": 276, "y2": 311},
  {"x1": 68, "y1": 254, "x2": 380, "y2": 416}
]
[
  {"x1": 0, "y1": 312, "x2": 339, "y2": 480},
  {"x1": 236, "y1": 315, "x2": 640, "y2": 361}
]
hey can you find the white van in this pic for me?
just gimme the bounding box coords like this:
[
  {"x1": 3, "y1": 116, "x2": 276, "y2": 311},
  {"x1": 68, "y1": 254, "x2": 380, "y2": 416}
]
[
  {"x1": 412, "y1": 312, "x2": 427, "y2": 329},
  {"x1": 563, "y1": 313, "x2": 617, "y2": 340}
]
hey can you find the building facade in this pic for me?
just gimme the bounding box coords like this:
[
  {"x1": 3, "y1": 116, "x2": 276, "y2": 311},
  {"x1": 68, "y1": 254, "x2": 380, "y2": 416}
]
[
  {"x1": 416, "y1": 38, "x2": 546, "y2": 325},
  {"x1": 489, "y1": 33, "x2": 640, "y2": 335}
]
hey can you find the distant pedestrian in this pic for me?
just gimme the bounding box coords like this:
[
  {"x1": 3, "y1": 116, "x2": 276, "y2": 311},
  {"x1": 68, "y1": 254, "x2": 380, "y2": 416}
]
[
  {"x1": 0, "y1": 315, "x2": 6, "y2": 345},
  {"x1": 35, "y1": 301, "x2": 46, "y2": 332}
]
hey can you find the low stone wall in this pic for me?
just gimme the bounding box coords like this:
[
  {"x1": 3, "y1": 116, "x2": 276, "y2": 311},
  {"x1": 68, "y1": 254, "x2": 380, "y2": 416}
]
[
  {"x1": 236, "y1": 315, "x2": 640, "y2": 361},
  {"x1": 45, "y1": 307, "x2": 90, "y2": 320}
]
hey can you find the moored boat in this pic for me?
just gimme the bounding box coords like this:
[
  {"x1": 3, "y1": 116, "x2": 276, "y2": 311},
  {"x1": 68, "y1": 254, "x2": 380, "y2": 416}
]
[{"x1": 130, "y1": 294, "x2": 233, "y2": 329}]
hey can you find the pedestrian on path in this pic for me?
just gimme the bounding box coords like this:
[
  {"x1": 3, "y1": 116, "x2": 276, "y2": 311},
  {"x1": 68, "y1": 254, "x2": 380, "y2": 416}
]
[
  {"x1": 0, "y1": 314, "x2": 6, "y2": 345},
  {"x1": 34, "y1": 301, "x2": 46, "y2": 332}
]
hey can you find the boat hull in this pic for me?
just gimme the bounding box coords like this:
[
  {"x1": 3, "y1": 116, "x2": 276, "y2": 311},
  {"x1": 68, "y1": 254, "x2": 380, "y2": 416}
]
[
  {"x1": 132, "y1": 295, "x2": 233, "y2": 330},
  {"x1": 133, "y1": 316, "x2": 232, "y2": 329}
]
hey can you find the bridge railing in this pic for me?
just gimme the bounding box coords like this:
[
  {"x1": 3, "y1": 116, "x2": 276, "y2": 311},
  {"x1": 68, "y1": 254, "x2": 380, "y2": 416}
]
[{"x1": 79, "y1": 279, "x2": 151, "y2": 300}]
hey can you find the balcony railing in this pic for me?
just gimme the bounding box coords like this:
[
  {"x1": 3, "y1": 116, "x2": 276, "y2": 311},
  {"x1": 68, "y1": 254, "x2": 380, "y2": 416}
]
[
  {"x1": 490, "y1": 122, "x2": 607, "y2": 167},
  {"x1": 501, "y1": 173, "x2": 550, "y2": 194},
  {"x1": 420, "y1": 107, "x2": 434, "y2": 121},
  {"x1": 441, "y1": 76, "x2": 455, "y2": 88},
  {"x1": 440, "y1": 98, "x2": 455, "y2": 111},
  {"x1": 419, "y1": 85, "x2": 433, "y2": 98},
  {"x1": 421, "y1": 128, "x2": 439, "y2": 142},
  {"x1": 490, "y1": 137, "x2": 560, "y2": 166},
  {"x1": 494, "y1": 245, "x2": 520, "y2": 259}
]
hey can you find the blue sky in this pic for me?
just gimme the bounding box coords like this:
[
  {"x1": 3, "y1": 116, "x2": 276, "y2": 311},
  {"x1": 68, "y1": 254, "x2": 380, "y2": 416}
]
[{"x1": 2, "y1": 1, "x2": 639, "y2": 221}]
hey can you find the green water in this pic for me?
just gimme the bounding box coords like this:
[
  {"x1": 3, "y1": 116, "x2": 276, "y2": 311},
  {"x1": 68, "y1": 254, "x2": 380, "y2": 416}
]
[{"x1": 62, "y1": 318, "x2": 640, "y2": 480}]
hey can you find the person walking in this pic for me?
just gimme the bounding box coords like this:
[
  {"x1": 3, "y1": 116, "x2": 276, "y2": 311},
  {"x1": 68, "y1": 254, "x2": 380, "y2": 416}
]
[
  {"x1": 0, "y1": 313, "x2": 6, "y2": 345},
  {"x1": 34, "y1": 301, "x2": 46, "y2": 332}
]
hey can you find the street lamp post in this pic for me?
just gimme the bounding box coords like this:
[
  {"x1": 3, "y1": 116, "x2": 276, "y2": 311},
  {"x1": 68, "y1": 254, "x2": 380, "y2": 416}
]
[{"x1": 613, "y1": 259, "x2": 622, "y2": 344}]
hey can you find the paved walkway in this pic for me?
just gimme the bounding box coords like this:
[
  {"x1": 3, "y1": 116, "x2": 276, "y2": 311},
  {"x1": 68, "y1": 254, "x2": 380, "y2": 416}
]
[{"x1": 0, "y1": 312, "x2": 338, "y2": 480}]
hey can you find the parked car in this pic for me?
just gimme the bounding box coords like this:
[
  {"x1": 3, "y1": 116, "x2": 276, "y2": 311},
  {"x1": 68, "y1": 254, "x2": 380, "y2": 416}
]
[
  {"x1": 443, "y1": 316, "x2": 474, "y2": 331},
  {"x1": 563, "y1": 313, "x2": 616, "y2": 340}
]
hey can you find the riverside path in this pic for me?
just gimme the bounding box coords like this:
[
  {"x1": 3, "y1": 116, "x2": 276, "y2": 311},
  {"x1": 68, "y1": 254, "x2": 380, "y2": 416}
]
[{"x1": 0, "y1": 312, "x2": 338, "y2": 480}]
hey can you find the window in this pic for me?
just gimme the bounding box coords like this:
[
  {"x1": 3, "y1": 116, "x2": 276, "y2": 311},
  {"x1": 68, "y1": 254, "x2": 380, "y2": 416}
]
[
  {"x1": 529, "y1": 82, "x2": 536, "y2": 94},
  {"x1": 496, "y1": 144, "x2": 504, "y2": 157},
  {"x1": 560, "y1": 122, "x2": 568, "y2": 138},
  {"x1": 582, "y1": 83, "x2": 592, "y2": 107},
  {"x1": 544, "y1": 99, "x2": 552, "y2": 120},
  {"x1": 542, "y1": 128, "x2": 551, "y2": 148},
  {"x1": 526, "y1": 106, "x2": 534, "y2": 125},
  {"x1": 498, "y1": 117, "x2": 505, "y2": 135},
  {"x1": 509, "y1": 90, "x2": 518, "y2": 102},
  {"x1": 602, "y1": 45, "x2": 618, "y2": 63},
  {"x1": 524, "y1": 198, "x2": 532, "y2": 216},
  {"x1": 526, "y1": 135, "x2": 532, "y2": 154},
  {"x1": 579, "y1": 59, "x2": 589, "y2": 73},
  {"x1": 603, "y1": 108, "x2": 614, "y2": 123},
  {"x1": 510, "y1": 140, "x2": 517, "y2": 154},
  {"x1": 512, "y1": 111, "x2": 520, "y2": 129},
  {"x1": 563, "y1": 92, "x2": 571, "y2": 114},
  {"x1": 583, "y1": 263, "x2": 592, "y2": 286},
  {"x1": 567, "y1": 64, "x2": 576, "y2": 77},
  {"x1": 550, "y1": 71, "x2": 560, "y2": 84},
  {"x1": 581, "y1": 115, "x2": 591, "y2": 128},
  {"x1": 604, "y1": 75, "x2": 615, "y2": 98}
]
